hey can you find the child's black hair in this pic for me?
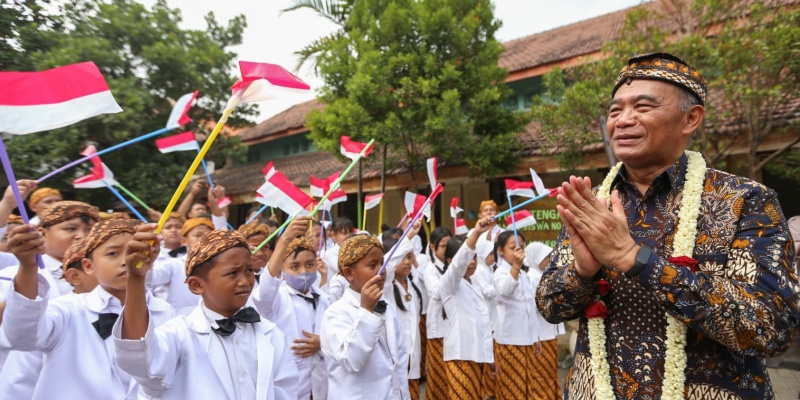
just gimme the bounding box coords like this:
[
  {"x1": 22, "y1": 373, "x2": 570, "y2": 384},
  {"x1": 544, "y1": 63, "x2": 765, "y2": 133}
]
[
  {"x1": 393, "y1": 275, "x2": 423, "y2": 314},
  {"x1": 381, "y1": 226, "x2": 404, "y2": 242},
  {"x1": 64, "y1": 260, "x2": 84, "y2": 272},
  {"x1": 332, "y1": 217, "x2": 355, "y2": 234},
  {"x1": 444, "y1": 237, "x2": 463, "y2": 266},
  {"x1": 382, "y1": 237, "x2": 399, "y2": 254},
  {"x1": 189, "y1": 244, "x2": 251, "y2": 280},
  {"x1": 264, "y1": 219, "x2": 279, "y2": 228},
  {"x1": 495, "y1": 230, "x2": 529, "y2": 268},
  {"x1": 428, "y1": 226, "x2": 453, "y2": 265}
]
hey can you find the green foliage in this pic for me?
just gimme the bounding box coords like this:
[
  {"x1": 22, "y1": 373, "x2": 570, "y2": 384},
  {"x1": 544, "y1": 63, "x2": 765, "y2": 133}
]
[
  {"x1": 3, "y1": 0, "x2": 249, "y2": 210},
  {"x1": 304, "y1": 0, "x2": 530, "y2": 181},
  {"x1": 531, "y1": 0, "x2": 800, "y2": 181},
  {"x1": 282, "y1": 0, "x2": 353, "y2": 72}
]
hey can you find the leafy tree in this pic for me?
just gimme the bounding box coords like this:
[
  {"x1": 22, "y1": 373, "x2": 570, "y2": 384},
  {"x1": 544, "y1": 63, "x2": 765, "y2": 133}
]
[
  {"x1": 305, "y1": 0, "x2": 530, "y2": 183},
  {"x1": 3, "y1": 0, "x2": 250, "y2": 210},
  {"x1": 282, "y1": 0, "x2": 354, "y2": 72},
  {"x1": 531, "y1": 0, "x2": 800, "y2": 181}
]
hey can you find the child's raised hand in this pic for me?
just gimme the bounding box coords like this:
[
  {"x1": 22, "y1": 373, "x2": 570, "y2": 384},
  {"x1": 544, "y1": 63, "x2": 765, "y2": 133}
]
[
  {"x1": 406, "y1": 219, "x2": 422, "y2": 239},
  {"x1": 3, "y1": 180, "x2": 37, "y2": 206},
  {"x1": 125, "y1": 223, "x2": 162, "y2": 277},
  {"x1": 6, "y1": 224, "x2": 44, "y2": 268},
  {"x1": 147, "y1": 208, "x2": 163, "y2": 222},
  {"x1": 291, "y1": 330, "x2": 321, "y2": 358},
  {"x1": 316, "y1": 258, "x2": 328, "y2": 276},
  {"x1": 282, "y1": 216, "x2": 310, "y2": 242},
  {"x1": 512, "y1": 245, "x2": 526, "y2": 268},
  {"x1": 474, "y1": 217, "x2": 496, "y2": 234},
  {"x1": 360, "y1": 274, "x2": 384, "y2": 312}
]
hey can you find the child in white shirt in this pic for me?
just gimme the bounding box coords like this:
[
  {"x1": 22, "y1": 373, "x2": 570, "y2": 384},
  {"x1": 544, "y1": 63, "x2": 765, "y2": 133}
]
[
  {"x1": 321, "y1": 234, "x2": 410, "y2": 400},
  {"x1": 252, "y1": 217, "x2": 330, "y2": 399},
  {"x1": 116, "y1": 227, "x2": 299, "y2": 399},
  {"x1": 421, "y1": 226, "x2": 454, "y2": 399},
  {"x1": 1, "y1": 219, "x2": 175, "y2": 399}
]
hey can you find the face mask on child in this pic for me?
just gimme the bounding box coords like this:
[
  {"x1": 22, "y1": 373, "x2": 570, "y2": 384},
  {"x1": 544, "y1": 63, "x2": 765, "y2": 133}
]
[{"x1": 284, "y1": 271, "x2": 318, "y2": 293}]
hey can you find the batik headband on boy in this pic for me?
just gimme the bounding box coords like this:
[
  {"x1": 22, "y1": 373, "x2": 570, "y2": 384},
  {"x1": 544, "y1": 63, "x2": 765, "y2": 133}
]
[
  {"x1": 185, "y1": 229, "x2": 249, "y2": 277},
  {"x1": 29, "y1": 187, "x2": 62, "y2": 206},
  {"x1": 237, "y1": 222, "x2": 270, "y2": 239},
  {"x1": 612, "y1": 52, "x2": 707, "y2": 105},
  {"x1": 62, "y1": 239, "x2": 87, "y2": 272},
  {"x1": 84, "y1": 219, "x2": 143, "y2": 256},
  {"x1": 7, "y1": 214, "x2": 23, "y2": 225},
  {"x1": 338, "y1": 235, "x2": 384, "y2": 270},
  {"x1": 284, "y1": 237, "x2": 316, "y2": 260},
  {"x1": 181, "y1": 217, "x2": 214, "y2": 237},
  {"x1": 38, "y1": 201, "x2": 100, "y2": 228}
]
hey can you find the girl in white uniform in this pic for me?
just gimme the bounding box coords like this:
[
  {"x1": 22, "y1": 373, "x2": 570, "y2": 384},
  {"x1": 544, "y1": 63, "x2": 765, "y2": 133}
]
[{"x1": 421, "y1": 226, "x2": 454, "y2": 400}]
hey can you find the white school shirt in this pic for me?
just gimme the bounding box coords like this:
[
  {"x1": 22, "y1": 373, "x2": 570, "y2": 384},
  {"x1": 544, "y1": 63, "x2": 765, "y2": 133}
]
[
  {"x1": 321, "y1": 287, "x2": 410, "y2": 400},
  {"x1": 422, "y1": 256, "x2": 451, "y2": 339},
  {"x1": 382, "y1": 238, "x2": 422, "y2": 379},
  {"x1": 526, "y1": 265, "x2": 565, "y2": 341},
  {"x1": 113, "y1": 302, "x2": 299, "y2": 400},
  {"x1": 202, "y1": 304, "x2": 258, "y2": 400},
  {"x1": 439, "y1": 244, "x2": 494, "y2": 363},
  {"x1": 252, "y1": 273, "x2": 330, "y2": 399},
  {"x1": 412, "y1": 253, "x2": 430, "y2": 315},
  {"x1": 146, "y1": 256, "x2": 199, "y2": 315},
  {"x1": 472, "y1": 263, "x2": 498, "y2": 328},
  {"x1": 492, "y1": 259, "x2": 542, "y2": 346},
  {"x1": 0, "y1": 251, "x2": 19, "y2": 270},
  {"x1": 328, "y1": 273, "x2": 349, "y2": 303},
  {"x1": 0, "y1": 278, "x2": 175, "y2": 400}
]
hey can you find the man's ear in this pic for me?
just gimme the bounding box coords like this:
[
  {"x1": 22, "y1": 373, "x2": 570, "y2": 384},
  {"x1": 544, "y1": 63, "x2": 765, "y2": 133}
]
[
  {"x1": 186, "y1": 276, "x2": 205, "y2": 295},
  {"x1": 341, "y1": 266, "x2": 355, "y2": 282},
  {"x1": 81, "y1": 257, "x2": 95, "y2": 276},
  {"x1": 63, "y1": 268, "x2": 82, "y2": 287},
  {"x1": 682, "y1": 104, "x2": 705, "y2": 138}
]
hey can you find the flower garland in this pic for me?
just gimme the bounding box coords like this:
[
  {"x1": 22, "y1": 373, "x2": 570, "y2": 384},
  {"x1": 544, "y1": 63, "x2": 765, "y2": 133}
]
[{"x1": 588, "y1": 150, "x2": 706, "y2": 399}]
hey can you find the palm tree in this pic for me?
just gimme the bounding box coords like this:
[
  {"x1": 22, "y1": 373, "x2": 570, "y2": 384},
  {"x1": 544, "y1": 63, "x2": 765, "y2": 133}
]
[{"x1": 282, "y1": 0, "x2": 354, "y2": 72}]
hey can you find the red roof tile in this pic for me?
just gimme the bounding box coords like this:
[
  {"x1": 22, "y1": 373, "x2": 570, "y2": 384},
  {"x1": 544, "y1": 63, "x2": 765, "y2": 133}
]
[{"x1": 236, "y1": 99, "x2": 324, "y2": 143}]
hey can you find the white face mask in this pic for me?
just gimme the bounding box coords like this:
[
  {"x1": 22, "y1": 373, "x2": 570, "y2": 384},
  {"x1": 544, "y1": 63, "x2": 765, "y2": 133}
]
[{"x1": 284, "y1": 271, "x2": 318, "y2": 293}]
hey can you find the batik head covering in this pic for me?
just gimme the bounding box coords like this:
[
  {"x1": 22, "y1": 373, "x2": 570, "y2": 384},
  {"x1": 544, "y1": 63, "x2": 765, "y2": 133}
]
[
  {"x1": 181, "y1": 217, "x2": 214, "y2": 237},
  {"x1": 38, "y1": 201, "x2": 100, "y2": 228},
  {"x1": 7, "y1": 214, "x2": 23, "y2": 225},
  {"x1": 612, "y1": 52, "x2": 707, "y2": 105},
  {"x1": 101, "y1": 211, "x2": 131, "y2": 221},
  {"x1": 62, "y1": 239, "x2": 87, "y2": 271},
  {"x1": 479, "y1": 200, "x2": 498, "y2": 212},
  {"x1": 237, "y1": 222, "x2": 270, "y2": 239},
  {"x1": 284, "y1": 236, "x2": 316, "y2": 260},
  {"x1": 84, "y1": 218, "x2": 143, "y2": 256},
  {"x1": 185, "y1": 229, "x2": 249, "y2": 277},
  {"x1": 29, "y1": 187, "x2": 62, "y2": 207},
  {"x1": 338, "y1": 234, "x2": 384, "y2": 270}
]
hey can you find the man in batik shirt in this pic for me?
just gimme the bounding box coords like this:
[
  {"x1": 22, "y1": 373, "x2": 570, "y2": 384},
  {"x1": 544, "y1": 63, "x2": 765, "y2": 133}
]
[{"x1": 536, "y1": 52, "x2": 799, "y2": 399}]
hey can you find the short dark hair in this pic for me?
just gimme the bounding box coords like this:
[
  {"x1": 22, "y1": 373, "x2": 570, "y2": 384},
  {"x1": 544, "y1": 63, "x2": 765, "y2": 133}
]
[
  {"x1": 444, "y1": 238, "x2": 463, "y2": 264},
  {"x1": 189, "y1": 243, "x2": 250, "y2": 280},
  {"x1": 381, "y1": 227, "x2": 404, "y2": 241},
  {"x1": 332, "y1": 217, "x2": 355, "y2": 234}
]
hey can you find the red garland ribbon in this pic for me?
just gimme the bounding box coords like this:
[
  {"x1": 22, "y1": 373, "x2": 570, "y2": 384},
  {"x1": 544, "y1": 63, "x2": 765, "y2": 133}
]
[
  {"x1": 668, "y1": 256, "x2": 698, "y2": 273},
  {"x1": 584, "y1": 278, "x2": 611, "y2": 319},
  {"x1": 585, "y1": 300, "x2": 610, "y2": 319}
]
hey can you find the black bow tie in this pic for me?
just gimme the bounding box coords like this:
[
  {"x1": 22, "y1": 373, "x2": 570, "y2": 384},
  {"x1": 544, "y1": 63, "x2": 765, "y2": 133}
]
[
  {"x1": 168, "y1": 246, "x2": 187, "y2": 258},
  {"x1": 93, "y1": 312, "x2": 119, "y2": 340},
  {"x1": 297, "y1": 293, "x2": 321, "y2": 310},
  {"x1": 521, "y1": 265, "x2": 529, "y2": 273},
  {"x1": 213, "y1": 307, "x2": 261, "y2": 337},
  {"x1": 373, "y1": 300, "x2": 387, "y2": 315}
]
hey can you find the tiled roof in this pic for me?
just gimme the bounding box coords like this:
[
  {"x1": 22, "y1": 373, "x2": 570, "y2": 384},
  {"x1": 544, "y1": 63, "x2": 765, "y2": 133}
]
[{"x1": 236, "y1": 99, "x2": 324, "y2": 143}]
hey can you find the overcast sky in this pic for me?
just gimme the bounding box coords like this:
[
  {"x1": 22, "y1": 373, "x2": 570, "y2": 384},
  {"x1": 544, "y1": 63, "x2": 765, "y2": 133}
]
[{"x1": 140, "y1": 0, "x2": 644, "y2": 122}]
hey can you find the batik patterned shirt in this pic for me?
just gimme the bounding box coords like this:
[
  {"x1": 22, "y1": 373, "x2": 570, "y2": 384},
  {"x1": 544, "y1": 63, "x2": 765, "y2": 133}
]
[{"x1": 536, "y1": 154, "x2": 800, "y2": 400}]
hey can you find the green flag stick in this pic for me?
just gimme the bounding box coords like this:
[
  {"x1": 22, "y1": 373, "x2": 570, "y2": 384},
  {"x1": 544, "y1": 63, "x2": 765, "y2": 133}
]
[{"x1": 115, "y1": 182, "x2": 152, "y2": 210}]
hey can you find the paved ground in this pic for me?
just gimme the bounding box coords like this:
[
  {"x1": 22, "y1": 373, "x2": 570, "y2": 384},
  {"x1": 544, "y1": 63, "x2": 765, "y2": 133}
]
[{"x1": 418, "y1": 366, "x2": 800, "y2": 399}]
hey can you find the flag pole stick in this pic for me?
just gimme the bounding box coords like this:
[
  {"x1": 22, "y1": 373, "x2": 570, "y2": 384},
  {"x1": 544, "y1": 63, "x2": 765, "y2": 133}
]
[
  {"x1": 103, "y1": 181, "x2": 148, "y2": 222},
  {"x1": 0, "y1": 134, "x2": 45, "y2": 269},
  {"x1": 134, "y1": 93, "x2": 241, "y2": 268},
  {"x1": 362, "y1": 206, "x2": 367, "y2": 232},
  {"x1": 378, "y1": 199, "x2": 384, "y2": 234},
  {"x1": 38, "y1": 126, "x2": 175, "y2": 183},
  {"x1": 492, "y1": 189, "x2": 555, "y2": 221},
  {"x1": 318, "y1": 215, "x2": 325, "y2": 254},
  {"x1": 199, "y1": 157, "x2": 215, "y2": 187},
  {"x1": 507, "y1": 194, "x2": 519, "y2": 247},
  {"x1": 378, "y1": 184, "x2": 442, "y2": 275},
  {"x1": 115, "y1": 182, "x2": 151, "y2": 210},
  {"x1": 252, "y1": 208, "x2": 304, "y2": 253},
  {"x1": 245, "y1": 204, "x2": 269, "y2": 225}
]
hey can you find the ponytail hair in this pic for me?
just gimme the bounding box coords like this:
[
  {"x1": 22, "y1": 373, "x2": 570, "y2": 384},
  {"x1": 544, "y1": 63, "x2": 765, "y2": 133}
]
[
  {"x1": 428, "y1": 226, "x2": 453, "y2": 264},
  {"x1": 393, "y1": 275, "x2": 424, "y2": 314}
]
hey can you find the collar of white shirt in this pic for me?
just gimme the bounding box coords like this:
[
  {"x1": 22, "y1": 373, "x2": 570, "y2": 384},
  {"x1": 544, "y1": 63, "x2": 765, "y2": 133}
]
[{"x1": 43, "y1": 253, "x2": 63, "y2": 279}]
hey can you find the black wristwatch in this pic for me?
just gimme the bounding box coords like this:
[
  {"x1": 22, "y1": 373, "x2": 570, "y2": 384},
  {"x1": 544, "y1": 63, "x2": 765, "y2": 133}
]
[{"x1": 626, "y1": 246, "x2": 654, "y2": 278}]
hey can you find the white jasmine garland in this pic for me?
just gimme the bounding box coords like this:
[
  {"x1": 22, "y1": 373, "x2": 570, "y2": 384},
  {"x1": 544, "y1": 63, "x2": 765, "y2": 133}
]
[{"x1": 590, "y1": 150, "x2": 705, "y2": 400}]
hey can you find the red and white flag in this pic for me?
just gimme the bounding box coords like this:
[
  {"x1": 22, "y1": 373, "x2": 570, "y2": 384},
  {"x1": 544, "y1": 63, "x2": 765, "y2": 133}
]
[
  {"x1": 257, "y1": 171, "x2": 313, "y2": 216},
  {"x1": 80, "y1": 145, "x2": 97, "y2": 157},
  {"x1": 455, "y1": 218, "x2": 468, "y2": 235},
  {"x1": 405, "y1": 192, "x2": 431, "y2": 221},
  {"x1": 340, "y1": 136, "x2": 373, "y2": 160},
  {"x1": 310, "y1": 171, "x2": 342, "y2": 198},
  {"x1": 364, "y1": 193, "x2": 384, "y2": 210},
  {"x1": 426, "y1": 157, "x2": 438, "y2": 189},
  {"x1": 505, "y1": 179, "x2": 535, "y2": 198},
  {"x1": 262, "y1": 161, "x2": 276, "y2": 180},
  {"x1": 530, "y1": 168, "x2": 547, "y2": 197},
  {"x1": 506, "y1": 210, "x2": 537, "y2": 230},
  {"x1": 165, "y1": 91, "x2": 198, "y2": 129},
  {"x1": 155, "y1": 131, "x2": 199, "y2": 153},
  {"x1": 317, "y1": 188, "x2": 348, "y2": 211},
  {"x1": 217, "y1": 196, "x2": 232, "y2": 208},
  {"x1": 73, "y1": 156, "x2": 116, "y2": 189},
  {"x1": 450, "y1": 197, "x2": 463, "y2": 218},
  {"x1": 0, "y1": 61, "x2": 122, "y2": 135},
  {"x1": 232, "y1": 61, "x2": 310, "y2": 104}
]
